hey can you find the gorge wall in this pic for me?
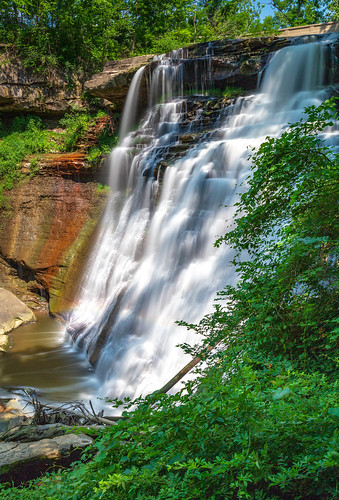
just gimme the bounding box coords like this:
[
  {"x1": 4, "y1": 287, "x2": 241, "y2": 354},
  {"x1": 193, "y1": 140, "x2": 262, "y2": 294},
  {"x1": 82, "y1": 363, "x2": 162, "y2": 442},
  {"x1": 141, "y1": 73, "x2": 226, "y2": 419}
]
[{"x1": 0, "y1": 32, "x2": 338, "y2": 321}]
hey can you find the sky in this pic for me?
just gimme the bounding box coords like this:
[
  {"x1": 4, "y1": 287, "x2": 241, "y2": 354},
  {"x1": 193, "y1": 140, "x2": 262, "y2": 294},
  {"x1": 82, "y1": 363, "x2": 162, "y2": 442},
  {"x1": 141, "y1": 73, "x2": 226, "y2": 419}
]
[{"x1": 260, "y1": 1, "x2": 275, "y2": 20}]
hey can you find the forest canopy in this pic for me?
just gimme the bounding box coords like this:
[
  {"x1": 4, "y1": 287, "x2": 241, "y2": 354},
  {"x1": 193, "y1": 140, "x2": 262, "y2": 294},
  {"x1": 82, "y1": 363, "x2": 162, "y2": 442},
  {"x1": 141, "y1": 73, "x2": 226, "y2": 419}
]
[{"x1": 0, "y1": 0, "x2": 336, "y2": 72}]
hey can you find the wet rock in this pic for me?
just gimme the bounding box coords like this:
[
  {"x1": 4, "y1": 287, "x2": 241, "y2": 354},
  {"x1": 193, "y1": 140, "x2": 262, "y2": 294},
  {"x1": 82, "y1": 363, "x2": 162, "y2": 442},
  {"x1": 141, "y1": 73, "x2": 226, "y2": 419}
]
[
  {"x1": 84, "y1": 37, "x2": 291, "y2": 109},
  {"x1": 0, "y1": 289, "x2": 36, "y2": 345},
  {"x1": 180, "y1": 134, "x2": 196, "y2": 143},
  {"x1": 153, "y1": 161, "x2": 168, "y2": 182}
]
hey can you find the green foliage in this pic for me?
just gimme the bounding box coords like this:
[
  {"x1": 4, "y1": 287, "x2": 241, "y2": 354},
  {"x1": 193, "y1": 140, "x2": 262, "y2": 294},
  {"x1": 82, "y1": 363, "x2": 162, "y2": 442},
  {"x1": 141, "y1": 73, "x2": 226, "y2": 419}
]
[
  {"x1": 59, "y1": 110, "x2": 93, "y2": 152},
  {"x1": 0, "y1": 110, "x2": 116, "y2": 205},
  {"x1": 213, "y1": 98, "x2": 338, "y2": 373},
  {"x1": 0, "y1": 358, "x2": 337, "y2": 499},
  {"x1": 202, "y1": 86, "x2": 243, "y2": 98},
  {"x1": 96, "y1": 183, "x2": 110, "y2": 194},
  {"x1": 328, "y1": 0, "x2": 339, "y2": 20},
  {"x1": 270, "y1": 0, "x2": 328, "y2": 28},
  {"x1": 0, "y1": 114, "x2": 57, "y2": 206},
  {"x1": 1, "y1": 99, "x2": 337, "y2": 500},
  {"x1": 0, "y1": 0, "x2": 284, "y2": 73}
]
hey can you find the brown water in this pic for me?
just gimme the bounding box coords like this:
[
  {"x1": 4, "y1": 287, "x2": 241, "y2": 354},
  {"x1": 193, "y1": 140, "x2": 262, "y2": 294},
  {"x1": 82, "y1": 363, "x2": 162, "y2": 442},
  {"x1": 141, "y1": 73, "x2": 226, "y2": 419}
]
[{"x1": 0, "y1": 317, "x2": 100, "y2": 403}]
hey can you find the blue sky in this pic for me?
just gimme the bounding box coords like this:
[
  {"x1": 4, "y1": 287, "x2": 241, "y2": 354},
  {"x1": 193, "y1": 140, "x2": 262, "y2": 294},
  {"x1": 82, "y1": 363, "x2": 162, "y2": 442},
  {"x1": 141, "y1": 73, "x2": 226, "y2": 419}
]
[{"x1": 260, "y1": 2, "x2": 275, "y2": 20}]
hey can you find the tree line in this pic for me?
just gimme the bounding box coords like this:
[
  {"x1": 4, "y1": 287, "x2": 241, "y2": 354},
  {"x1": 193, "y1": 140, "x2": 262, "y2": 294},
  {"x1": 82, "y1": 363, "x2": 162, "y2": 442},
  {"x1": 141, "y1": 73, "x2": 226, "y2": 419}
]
[{"x1": 0, "y1": 0, "x2": 336, "y2": 73}]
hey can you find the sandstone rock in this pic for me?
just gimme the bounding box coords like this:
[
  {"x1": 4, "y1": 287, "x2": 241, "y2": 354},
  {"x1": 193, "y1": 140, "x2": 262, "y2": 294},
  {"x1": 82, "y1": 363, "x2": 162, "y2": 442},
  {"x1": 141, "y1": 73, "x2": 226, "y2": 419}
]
[
  {"x1": 0, "y1": 177, "x2": 107, "y2": 315},
  {"x1": 0, "y1": 335, "x2": 9, "y2": 351},
  {"x1": 0, "y1": 114, "x2": 111, "y2": 315},
  {"x1": 84, "y1": 54, "x2": 154, "y2": 111},
  {"x1": 0, "y1": 288, "x2": 36, "y2": 340},
  {"x1": 0, "y1": 48, "x2": 85, "y2": 116},
  {"x1": 0, "y1": 398, "x2": 31, "y2": 433},
  {"x1": 0, "y1": 257, "x2": 49, "y2": 316},
  {"x1": 0, "y1": 433, "x2": 93, "y2": 485}
]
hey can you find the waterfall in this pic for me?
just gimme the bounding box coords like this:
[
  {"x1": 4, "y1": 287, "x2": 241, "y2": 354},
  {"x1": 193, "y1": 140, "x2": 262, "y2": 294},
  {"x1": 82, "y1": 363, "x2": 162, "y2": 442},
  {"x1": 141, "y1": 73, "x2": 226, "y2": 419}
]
[
  {"x1": 119, "y1": 66, "x2": 146, "y2": 141},
  {"x1": 67, "y1": 36, "x2": 336, "y2": 401}
]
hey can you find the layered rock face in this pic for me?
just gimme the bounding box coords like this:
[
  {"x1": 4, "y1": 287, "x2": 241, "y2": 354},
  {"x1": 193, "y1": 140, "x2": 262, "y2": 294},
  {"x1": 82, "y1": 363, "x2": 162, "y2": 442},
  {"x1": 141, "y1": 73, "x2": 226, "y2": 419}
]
[
  {"x1": 85, "y1": 54, "x2": 155, "y2": 111},
  {"x1": 0, "y1": 172, "x2": 106, "y2": 316},
  {"x1": 0, "y1": 46, "x2": 85, "y2": 116},
  {"x1": 84, "y1": 37, "x2": 291, "y2": 109}
]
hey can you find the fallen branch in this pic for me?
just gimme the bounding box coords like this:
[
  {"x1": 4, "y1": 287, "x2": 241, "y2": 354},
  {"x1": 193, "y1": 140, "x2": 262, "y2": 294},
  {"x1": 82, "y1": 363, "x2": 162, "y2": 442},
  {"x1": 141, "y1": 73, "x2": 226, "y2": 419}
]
[
  {"x1": 17, "y1": 390, "x2": 120, "y2": 427},
  {"x1": 155, "y1": 343, "x2": 219, "y2": 394}
]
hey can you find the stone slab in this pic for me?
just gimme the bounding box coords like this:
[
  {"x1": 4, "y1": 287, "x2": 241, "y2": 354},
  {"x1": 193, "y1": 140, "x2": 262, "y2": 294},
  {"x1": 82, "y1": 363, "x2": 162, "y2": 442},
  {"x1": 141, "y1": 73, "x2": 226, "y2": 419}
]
[
  {"x1": 0, "y1": 288, "x2": 36, "y2": 339},
  {"x1": 0, "y1": 433, "x2": 93, "y2": 485}
]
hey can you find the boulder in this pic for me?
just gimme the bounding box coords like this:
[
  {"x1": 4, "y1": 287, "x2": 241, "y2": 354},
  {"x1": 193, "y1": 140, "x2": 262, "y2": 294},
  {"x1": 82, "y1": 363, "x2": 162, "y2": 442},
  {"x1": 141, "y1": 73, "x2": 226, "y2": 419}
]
[
  {"x1": 0, "y1": 398, "x2": 31, "y2": 433},
  {"x1": 0, "y1": 288, "x2": 36, "y2": 342},
  {"x1": 0, "y1": 433, "x2": 93, "y2": 485},
  {"x1": 1, "y1": 423, "x2": 105, "y2": 442}
]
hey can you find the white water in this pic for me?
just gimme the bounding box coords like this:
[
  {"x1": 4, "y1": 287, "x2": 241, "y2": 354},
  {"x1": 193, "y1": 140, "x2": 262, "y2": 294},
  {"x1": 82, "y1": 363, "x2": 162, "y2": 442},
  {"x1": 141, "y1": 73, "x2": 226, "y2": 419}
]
[
  {"x1": 119, "y1": 65, "x2": 146, "y2": 141},
  {"x1": 67, "y1": 37, "x2": 336, "y2": 401}
]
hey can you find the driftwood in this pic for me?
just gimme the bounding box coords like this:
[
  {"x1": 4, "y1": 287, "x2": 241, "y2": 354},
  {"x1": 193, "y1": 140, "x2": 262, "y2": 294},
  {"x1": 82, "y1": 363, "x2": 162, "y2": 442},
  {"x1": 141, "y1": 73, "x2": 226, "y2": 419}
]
[{"x1": 18, "y1": 389, "x2": 121, "y2": 427}]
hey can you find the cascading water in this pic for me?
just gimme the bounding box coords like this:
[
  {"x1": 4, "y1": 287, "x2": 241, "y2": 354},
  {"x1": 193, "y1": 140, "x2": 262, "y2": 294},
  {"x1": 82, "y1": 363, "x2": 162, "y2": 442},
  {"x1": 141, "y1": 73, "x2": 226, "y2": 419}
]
[{"x1": 67, "y1": 35, "x2": 337, "y2": 401}]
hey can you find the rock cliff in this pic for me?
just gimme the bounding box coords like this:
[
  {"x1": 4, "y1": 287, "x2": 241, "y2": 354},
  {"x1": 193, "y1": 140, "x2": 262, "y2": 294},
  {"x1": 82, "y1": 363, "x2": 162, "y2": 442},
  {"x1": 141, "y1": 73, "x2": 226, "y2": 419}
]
[
  {"x1": 0, "y1": 117, "x2": 110, "y2": 317},
  {"x1": 0, "y1": 33, "x2": 337, "y2": 321},
  {"x1": 0, "y1": 174, "x2": 106, "y2": 316},
  {"x1": 84, "y1": 37, "x2": 291, "y2": 109},
  {"x1": 0, "y1": 46, "x2": 86, "y2": 116}
]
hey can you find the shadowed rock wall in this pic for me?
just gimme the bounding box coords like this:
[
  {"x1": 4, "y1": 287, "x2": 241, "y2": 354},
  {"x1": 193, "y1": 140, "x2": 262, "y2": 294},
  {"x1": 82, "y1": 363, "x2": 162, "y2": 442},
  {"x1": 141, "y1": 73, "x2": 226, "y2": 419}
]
[{"x1": 0, "y1": 173, "x2": 107, "y2": 316}]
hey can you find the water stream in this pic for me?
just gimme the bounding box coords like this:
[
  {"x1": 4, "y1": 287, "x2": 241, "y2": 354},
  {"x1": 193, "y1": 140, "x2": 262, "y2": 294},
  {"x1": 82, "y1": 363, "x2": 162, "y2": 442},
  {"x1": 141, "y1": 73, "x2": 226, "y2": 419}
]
[{"x1": 0, "y1": 317, "x2": 99, "y2": 402}]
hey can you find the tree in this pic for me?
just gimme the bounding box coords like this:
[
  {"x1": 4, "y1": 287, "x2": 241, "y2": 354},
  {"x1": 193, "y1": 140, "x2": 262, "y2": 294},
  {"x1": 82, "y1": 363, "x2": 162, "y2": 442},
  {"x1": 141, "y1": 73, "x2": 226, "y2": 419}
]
[
  {"x1": 269, "y1": 0, "x2": 328, "y2": 27},
  {"x1": 194, "y1": 0, "x2": 263, "y2": 39},
  {"x1": 328, "y1": 0, "x2": 339, "y2": 20},
  {"x1": 0, "y1": 0, "x2": 264, "y2": 71}
]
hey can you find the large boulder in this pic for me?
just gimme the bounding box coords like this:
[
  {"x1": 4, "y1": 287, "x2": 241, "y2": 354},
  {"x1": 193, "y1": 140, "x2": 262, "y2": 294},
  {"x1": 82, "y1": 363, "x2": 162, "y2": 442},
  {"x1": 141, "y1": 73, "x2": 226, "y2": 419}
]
[
  {"x1": 0, "y1": 289, "x2": 36, "y2": 348},
  {"x1": 0, "y1": 433, "x2": 93, "y2": 485}
]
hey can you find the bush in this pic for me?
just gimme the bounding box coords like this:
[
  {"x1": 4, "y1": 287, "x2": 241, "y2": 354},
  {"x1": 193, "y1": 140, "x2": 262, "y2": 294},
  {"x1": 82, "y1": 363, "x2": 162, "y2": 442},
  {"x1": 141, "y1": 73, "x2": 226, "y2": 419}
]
[{"x1": 59, "y1": 111, "x2": 93, "y2": 152}]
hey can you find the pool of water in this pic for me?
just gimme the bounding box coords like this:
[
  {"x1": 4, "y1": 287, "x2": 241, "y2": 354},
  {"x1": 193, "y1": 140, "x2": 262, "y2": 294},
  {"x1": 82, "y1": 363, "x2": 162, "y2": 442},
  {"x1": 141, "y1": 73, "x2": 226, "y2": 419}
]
[{"x1": 0, "y1": 316, "x2": 101, "y2": 404}]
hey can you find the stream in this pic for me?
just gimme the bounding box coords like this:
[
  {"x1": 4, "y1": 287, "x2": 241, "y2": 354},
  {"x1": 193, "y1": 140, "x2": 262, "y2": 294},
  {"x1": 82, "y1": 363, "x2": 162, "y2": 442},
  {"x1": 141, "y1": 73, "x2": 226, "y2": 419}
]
[{"x1": 0, "y1": 317, "x2": 100, "y2": 403}]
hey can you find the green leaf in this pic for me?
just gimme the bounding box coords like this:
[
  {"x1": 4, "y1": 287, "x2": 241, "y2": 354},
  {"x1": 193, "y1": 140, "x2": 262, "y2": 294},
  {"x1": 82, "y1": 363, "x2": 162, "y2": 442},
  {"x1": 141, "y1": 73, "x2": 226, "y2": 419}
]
[{"x1": 328, "y1": 408, "x2": 339, "y2": 419}]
